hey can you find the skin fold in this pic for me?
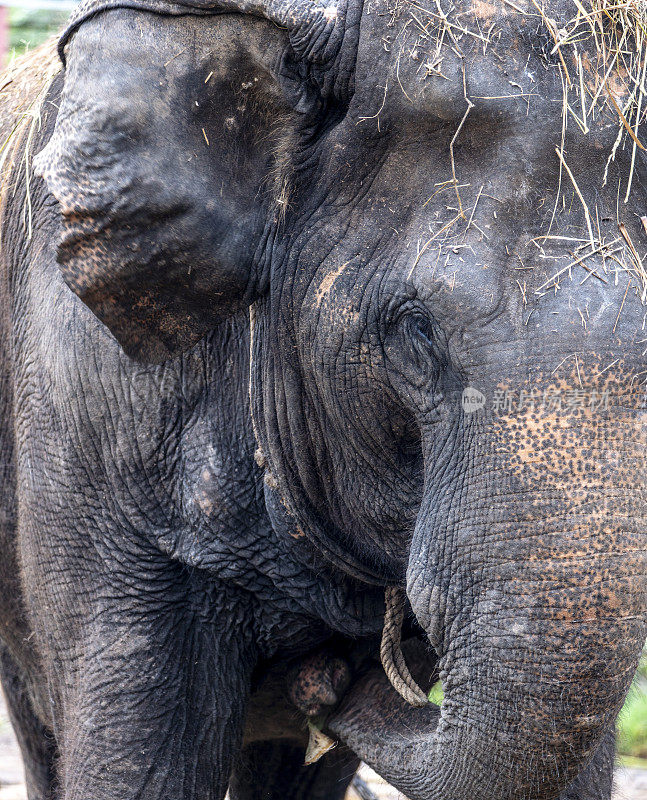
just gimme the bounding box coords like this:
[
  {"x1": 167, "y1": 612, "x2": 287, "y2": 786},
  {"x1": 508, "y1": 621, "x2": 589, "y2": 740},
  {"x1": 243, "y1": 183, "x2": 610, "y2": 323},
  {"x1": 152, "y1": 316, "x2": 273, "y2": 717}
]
[{"x1": 0, "y1": 0, "x2": 645, "y2": 798}]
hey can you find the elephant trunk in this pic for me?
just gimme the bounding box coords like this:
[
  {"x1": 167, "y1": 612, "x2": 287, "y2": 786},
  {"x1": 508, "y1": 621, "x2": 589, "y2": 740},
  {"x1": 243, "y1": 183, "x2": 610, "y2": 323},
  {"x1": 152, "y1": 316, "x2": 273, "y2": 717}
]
[
  {"x1": 330, "y1": 399, "x2": 647, "y2": 800},
  {"x1": 328, "y1": 607, "x2": 636, "y2": 800}
]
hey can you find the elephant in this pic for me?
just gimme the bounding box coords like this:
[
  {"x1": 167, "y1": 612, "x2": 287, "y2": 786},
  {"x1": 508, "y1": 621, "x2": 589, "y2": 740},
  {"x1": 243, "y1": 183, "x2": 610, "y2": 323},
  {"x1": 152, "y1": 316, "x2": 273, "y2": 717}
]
[{"x1": 0, "y1": 0, "x2": 646, "y2": 796}]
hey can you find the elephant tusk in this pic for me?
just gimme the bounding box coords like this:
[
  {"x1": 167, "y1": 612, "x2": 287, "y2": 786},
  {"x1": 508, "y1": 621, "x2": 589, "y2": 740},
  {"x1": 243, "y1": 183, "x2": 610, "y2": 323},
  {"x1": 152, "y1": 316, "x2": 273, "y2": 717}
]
[
  {"x1": 380, "y1": 586, "x2": 430, "y2": 707},
  {"x1": 304, "y1": 720, "x2": 337, "y2": 765}
]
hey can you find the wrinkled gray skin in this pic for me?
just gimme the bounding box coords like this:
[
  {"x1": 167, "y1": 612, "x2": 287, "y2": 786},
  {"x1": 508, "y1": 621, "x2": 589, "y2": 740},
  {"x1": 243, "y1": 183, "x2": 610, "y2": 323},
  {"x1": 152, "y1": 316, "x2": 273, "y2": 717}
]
[{"x1": 0, "y1": 0, "x2": 646, "y2": 798}]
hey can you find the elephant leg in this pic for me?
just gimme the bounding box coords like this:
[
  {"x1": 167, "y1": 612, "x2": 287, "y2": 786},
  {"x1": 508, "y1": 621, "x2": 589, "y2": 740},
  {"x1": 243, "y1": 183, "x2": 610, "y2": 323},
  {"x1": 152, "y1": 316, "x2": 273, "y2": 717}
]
[
  {"x1": 0, "y1": 645, "x2": 56, "y2": 800},
  {"x1": 558, "y1": 726, "x2": 615, "y2": 800},
  {"x1": 229, "y1": 740, "x2": 360, "y2": 800},
  {"x1": 34, "y1": 565, "x2": 258, "y2": 800}
]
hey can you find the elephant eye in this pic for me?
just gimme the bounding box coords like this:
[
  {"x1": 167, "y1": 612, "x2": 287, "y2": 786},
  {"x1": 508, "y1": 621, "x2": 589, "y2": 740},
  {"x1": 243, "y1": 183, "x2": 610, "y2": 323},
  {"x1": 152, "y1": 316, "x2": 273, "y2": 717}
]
[
  {"x1": 403, "y1": 311, "x2": 447, "y2": 379},
  {"x1": 384, "y1": 305, "x2": 443, "y2": 378},
  {"x1": 409, "y1": 313, "x2": 435, "y2": 349}
]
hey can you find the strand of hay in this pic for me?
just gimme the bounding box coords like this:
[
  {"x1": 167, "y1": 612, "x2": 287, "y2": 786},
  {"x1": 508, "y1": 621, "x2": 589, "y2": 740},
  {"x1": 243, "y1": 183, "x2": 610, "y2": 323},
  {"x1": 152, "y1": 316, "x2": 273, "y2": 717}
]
[{"x1": 0, "y1": 38, "x2": 61, "y2": 244}]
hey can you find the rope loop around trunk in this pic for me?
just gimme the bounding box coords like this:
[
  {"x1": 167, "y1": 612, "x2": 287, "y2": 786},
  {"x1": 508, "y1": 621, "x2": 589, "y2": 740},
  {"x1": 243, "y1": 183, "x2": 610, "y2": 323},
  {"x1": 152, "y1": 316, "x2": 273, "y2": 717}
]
[{"x1": 380, "y1": 586, "x2": 429, "y2": 707}]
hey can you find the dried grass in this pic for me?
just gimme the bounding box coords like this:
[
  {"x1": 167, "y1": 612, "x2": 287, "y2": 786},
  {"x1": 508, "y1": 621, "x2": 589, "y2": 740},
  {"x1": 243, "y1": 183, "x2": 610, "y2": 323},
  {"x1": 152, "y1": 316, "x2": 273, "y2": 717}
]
[
  {"x1": 555, "y1": 0, "x2": 647, "y2": 197},
  {"x1": 0, "y1": 38, "x2": 60, "y2": 241},
  {"x1": 539, "y1": 0, "x2": 647, "y2": 299},
  {"x1": 393, "y1": 0, "x2": 647, "y2": 306}
]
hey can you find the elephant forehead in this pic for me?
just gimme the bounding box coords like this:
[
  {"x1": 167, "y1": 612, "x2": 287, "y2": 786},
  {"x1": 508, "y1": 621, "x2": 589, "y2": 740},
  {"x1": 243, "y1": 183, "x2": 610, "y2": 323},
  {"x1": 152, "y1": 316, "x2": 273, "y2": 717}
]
[{"x1": 352, "y1": 0, "x2": 630, "y2": 122}]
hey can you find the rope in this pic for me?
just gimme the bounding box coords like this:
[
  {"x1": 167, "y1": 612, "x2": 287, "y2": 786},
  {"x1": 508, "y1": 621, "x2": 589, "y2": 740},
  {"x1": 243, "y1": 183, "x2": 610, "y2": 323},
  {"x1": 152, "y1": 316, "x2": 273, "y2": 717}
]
[{"x1": 380, "y1": 586, "x2": 429, "y2": 707}]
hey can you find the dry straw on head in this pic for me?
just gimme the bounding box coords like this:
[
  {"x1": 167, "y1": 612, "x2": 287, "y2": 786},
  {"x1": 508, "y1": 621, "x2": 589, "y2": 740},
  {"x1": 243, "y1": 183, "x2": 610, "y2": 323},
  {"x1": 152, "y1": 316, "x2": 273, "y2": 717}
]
[
  {"x1": 550, "y1": 0, "x2": 647, "y2": 188},
  {"x1": 397, "y1": 0, "x2": 647, "y2": 305},
  {"x1": 536, "y1": 0, "x2": 647, "y2": 301}
]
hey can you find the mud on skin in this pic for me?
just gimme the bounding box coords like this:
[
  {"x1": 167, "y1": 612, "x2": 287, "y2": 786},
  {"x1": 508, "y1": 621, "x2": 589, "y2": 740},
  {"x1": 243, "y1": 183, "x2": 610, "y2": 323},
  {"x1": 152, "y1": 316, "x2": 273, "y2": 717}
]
[{"x1": 0, "y1": 0, "x2": 646, "y2": 798}]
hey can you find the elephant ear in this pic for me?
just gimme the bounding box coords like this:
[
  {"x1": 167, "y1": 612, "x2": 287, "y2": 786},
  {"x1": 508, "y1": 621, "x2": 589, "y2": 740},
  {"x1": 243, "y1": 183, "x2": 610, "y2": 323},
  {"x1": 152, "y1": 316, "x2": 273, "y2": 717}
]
[{"x1": 35, "y1": 0, "x2": 358, "y2": 362}]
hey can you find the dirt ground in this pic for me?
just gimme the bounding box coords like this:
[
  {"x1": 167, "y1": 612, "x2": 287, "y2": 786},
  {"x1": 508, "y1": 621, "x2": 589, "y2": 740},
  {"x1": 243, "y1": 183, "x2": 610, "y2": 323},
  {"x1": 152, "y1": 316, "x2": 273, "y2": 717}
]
[
  {"x1": 0, "y1": 694, "x2": 25, "y2": 800},
  {"x1": 0, "y1": 693, "x2": 644, "y2": 800}
]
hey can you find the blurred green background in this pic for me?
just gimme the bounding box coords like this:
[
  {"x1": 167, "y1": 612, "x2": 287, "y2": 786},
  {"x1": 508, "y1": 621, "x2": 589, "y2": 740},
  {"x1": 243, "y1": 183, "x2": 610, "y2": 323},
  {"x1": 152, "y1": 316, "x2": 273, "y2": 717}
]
[
  {"x1": 8, "y1": 6, "x2": 67, "y2": 55},
  {"x1": 618, "y1": 653, "x2": 647, "y2": 765}
]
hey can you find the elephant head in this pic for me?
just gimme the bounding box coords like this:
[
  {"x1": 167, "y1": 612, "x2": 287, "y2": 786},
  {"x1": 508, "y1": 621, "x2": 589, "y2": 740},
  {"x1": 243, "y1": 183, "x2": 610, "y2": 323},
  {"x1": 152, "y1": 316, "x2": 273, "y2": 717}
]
[{"x1": 35, "y1": 0, "x2": 647, "y2": 796}]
